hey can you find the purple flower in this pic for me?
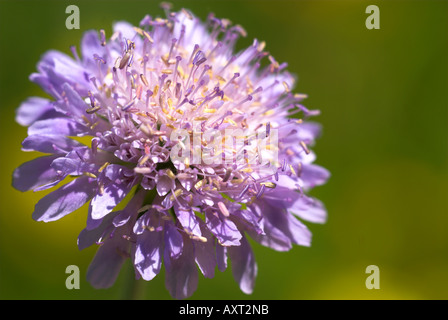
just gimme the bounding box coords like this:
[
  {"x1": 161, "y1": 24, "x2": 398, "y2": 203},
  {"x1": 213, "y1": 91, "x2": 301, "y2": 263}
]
[{"x1": 12, "y1": 7, "x2": 329, "y2": 299}]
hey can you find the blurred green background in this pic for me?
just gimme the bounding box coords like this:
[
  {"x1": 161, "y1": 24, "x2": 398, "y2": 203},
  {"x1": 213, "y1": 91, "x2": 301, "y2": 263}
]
[{"x1": 0, "y1": 0, "x2": 447, "y2": 300}]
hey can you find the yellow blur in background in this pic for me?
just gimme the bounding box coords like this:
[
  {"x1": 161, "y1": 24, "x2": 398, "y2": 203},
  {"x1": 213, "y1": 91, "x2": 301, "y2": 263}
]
[{"x1": 0, "y1": 0, "x2": 447, "y2": 299}]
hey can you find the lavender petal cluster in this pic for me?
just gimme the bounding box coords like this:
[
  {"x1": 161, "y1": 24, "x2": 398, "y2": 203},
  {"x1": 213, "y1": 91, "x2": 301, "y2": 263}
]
[{"x1": 12, "y1": 8, "x2": 329, "y2": 299}]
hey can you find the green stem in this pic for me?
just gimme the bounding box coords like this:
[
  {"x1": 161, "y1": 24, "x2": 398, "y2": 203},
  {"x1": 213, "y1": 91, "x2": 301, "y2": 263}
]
[{"x1": 122, "y1": 262, "x2": 146, "y2": 300}]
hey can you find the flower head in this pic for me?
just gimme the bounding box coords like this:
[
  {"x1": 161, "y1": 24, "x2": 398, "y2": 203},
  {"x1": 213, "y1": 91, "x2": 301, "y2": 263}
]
[{"x1": 13, "y1": 8, "x2": 329, "y2": 299}]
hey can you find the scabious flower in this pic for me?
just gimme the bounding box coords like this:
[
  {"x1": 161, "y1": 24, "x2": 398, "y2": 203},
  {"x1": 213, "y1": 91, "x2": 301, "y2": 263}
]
[{"x1": 12, "y1": 7, "x2": 329, "y2": 299}]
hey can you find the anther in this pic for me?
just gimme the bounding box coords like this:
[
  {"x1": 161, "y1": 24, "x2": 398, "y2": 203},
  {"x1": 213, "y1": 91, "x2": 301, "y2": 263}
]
[
  {"x1": 256, "y1": 184, "x2": 265, "y2": 198},
  {"x1": 217, "y1": 201, "x2": 230, "y2": 218},
  {"x1": 299, "y1": 141, "x2": 310, "y2": 154},
  {"x1": 188, "y1": 44, "x2": 200, "y2": 65},
  {"x1": 98, "y1": 162, "x2": 110, "y2": 173},
  {"x1": 122, "y1": 100, "x2": 135, "y2": 111},
  {"x1": 86, "y1": 106, "x2": 101, "y2": 114},
  {"x1": 100, "y1": 29, "x2": 106, "y2": 46}
]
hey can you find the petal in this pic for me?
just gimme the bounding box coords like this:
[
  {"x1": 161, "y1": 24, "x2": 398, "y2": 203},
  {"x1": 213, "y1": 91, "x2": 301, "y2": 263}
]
[
  {"x1": 81, "y1": 30, "x2": 108, "y2": 67},
  {"x1": 205, "y1": 211, "x2": 242, "y2": 246},
  {"x1": 104, "y1": 164, "x2": 129, "y2": 181},
  {"x1": 51, "y1": 148, "x2": 98, "y2": 177},
  {"x1": 86, "y1": 231, "x2": 130, "y2": 289},
  {"x1": 32, "y1": 176, "x2": 95, "y2": 222},
  {"x1": 264, "y1": 180, "x2": 327, "y2": 224},
  {"x1": 232, "y1": 209, "x2": 265, "y2": 235},
  {"x1": 89, "y1": 182, "x2": 132, "y2": 220},
  {"x1": 176, "y1": 172, "x2": 196, "y2": 191},
  {"x1": 12, "y1": 155, "x2": 60, "y2": 192},
  {"x1": 262, "y1": 186, "x2": 299, "y2": 209},
  {"x1": 77, "y1": 211, "x2": 116, "y2": 250},
  {"x1": 22, "y1": 134, "x2": 83, "y2": 154},
  {"x1": 112, "y1": 21, "x2": 143, "y2": 49},
  {"x1": 112, "y1": 210, "x2": 132, "y2": 228},
  {"x1": 38, "y1": 50, "x2": 90, "y2": 93},
  {"x1": 156, "y1": 174, "x2": 175, "y2": 196},
  {"x1": 283, "y1": 211, "x2": 312, "y2": 246},
  {"x1": 261, "y1": 202, "x2": 312, "y2": 247},
  {"x1": 216, "y1": 244, "x2": 228, "y2": 272},
  {"x1": 113, "y1": 189, "x2": 147, "y2": 227},
  {"x1": 275, "y1": 174, "x2": 301, "y2": 189},
  {"x1": 290, "y1": 195, "x2": 328, "y2": 224},
  {"x1": 51, "y1": 157, "x2": 85, "y2": 176},
  {"x1": 29, "y1": 72, "x2": 55, "y2": 97},
  {"x1": 15, "y1": 97, "x2": 60, "y2": 126},
  {"x1": 228, "y1": 235, "x2": 257, "y2": 294},
  {"x1": 90, "y1": 165, "x2": 134, "y2": 220},
  {"x1": 176, "y1": 207, "x2": 202, "y2": 238},
  {"x1": 247, "y1": 205, "x2": 292, "y2": 251},
  {"x1": 54, "y1": 83, "x2": 89, "y2": 120},
  {"x1": 194, "y1": 226, "x2": 216, "y2": 278},
  {"x1": 134, "y1": 229, "x2": 163, "y2": 281},
  {"x1": 300, "y1": 164, "x2": 330, "y2": 190},
  {"x1": 164, "y1": 223, "x2": 184, "y2": 259},
  {"x1": 28, "y1": 117, "x2": 86, "y2": 136},
  {"x1": 86, "y1": 205, "x2": 104, "y2": 230},
  {"x1": 165, "y1": 238, "x2": 198, "y2": 299}
]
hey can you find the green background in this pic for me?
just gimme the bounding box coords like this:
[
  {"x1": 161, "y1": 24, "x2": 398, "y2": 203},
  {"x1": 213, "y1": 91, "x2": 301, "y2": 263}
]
[{"x1": 0, "y1": 0, "x2": 447, "y2": 300}]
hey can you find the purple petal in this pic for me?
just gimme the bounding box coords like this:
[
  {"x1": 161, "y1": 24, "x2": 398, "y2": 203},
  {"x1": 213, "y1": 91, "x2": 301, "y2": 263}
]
[
  {"x1": 262, "y1": 185, "x2": 299, "y2": 208},
  {"x1": 247, "y1": 211, "x2": 292, "y2": 251},
  {"x1": 262, "y1": 182, "x2": 327, "y2": 224},
  {"x1": 38, "y1": 50, "x2": 90, "y2": 93},
  {"x1": 89, "y1": 182, "x2": 132, "y2": 220},
  {"x1": 232, "y1": 209, "x2": 265, "y2": 235},
  {"x1": 28, "y1": 117, "x2": 86, "y2": 137},
  {"x1": 81, "y1": 30, "x2": 107, "y2": 68},
  {"x1": 290, "y1": 195, "x2": 327, "y2": 224},
  {"x1": 29, "y1": 72, "x2": 55, "y2": 97},
  {"x1": 51, "y1": 149, "x2": 97, "y2": 176},
  {"x1": 282, "y1": 122, "x2": 321, "y2": 144},
  {"x1": 32, "y1": 176, "x2": 95, "y2": 222},
  {"x1": 90, "y1": 164, "x2": 134, "y2": 220},
  {"x1": 42, "y1": 50, "x2": 86, "y2": 80},
  {"x1": 165, "y1": 223, "x2": 184, "y2": 259},
  {"x1": 12, "y1": 155, "x2": 60, "y2": 192},
  {"x1": 176, "y1": 208, "x2": 202, "y2": 238},
  {"x1": 261, "y1": 202, "x2": 311, "y2": 247},
  {"x1": 113, "y1": 189, "x2": 146, "y2": 227},
  {"x1": 103, "y1": 164, "x2": 123, "y2": 181},
  {"x1": 216, "y1": 244, "x2": 228, "y2": 272},
  {"x1": 15, "y1": 97, "x2": 60, "y2": 126},
  {"x1": 165, "y1": 238, "x2": 198, "y2": 299},
  {"x1": 86, "y1": 205, "x2": 104, "y2": 230},
  {"x1": 22, "y1": 134, "x2": 83, "y2": 154},
  {"x1": 78, "y1": 211, "x2": 116, "y2": 250},
  {"x1": 86, "y1": 230, "x2": 130, "y2": 289},
  {"x1": 113, "y1": 21, "x2": 141, "y2": 44},
  {"x1": 300, "y1": 164, "x2": 330, "y2": 190},
  {"x1": 228, "y1": 235, "x2": 257, "y2": 294},
  {"x1": 156, "y1": 174, "x2": 175, "y2": 196},
  {"x1": 194, "y1": 226, "x2": 216, "y2": 278},
  {"x1": 112, "y1": 210, "x2": 132, "y2": 228},
  {"x1": 177, "y1": 173, "x2": 196, "y2": 191},
  {"x1": 54, "y1": 83, "x2": 89, "y2": 120},
  {"x1": 275, "y1": 174, "x2": 301, "y2": 189},
  {"x1": 51, "y1": 157, "x2": 85, "y2": 176},
  {"x1": 205, "y1": 211, "x2": 242, "y2": 246},
  {"x1": 134, "y1": 229, "x2": 163, "y2": 281}
]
